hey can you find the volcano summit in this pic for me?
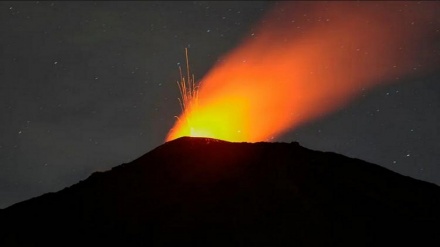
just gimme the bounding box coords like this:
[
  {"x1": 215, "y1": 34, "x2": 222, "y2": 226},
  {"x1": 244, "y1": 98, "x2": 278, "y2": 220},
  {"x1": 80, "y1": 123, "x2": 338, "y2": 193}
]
[{"x1": 1, "y1": 137, "x2": 439, "y2": 246}]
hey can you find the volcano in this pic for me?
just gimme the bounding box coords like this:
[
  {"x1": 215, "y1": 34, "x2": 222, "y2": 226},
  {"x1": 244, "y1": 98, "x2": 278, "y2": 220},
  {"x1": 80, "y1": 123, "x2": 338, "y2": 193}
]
[{"x1": 1, "y1": 137, "x2": 439, "y2": 246}]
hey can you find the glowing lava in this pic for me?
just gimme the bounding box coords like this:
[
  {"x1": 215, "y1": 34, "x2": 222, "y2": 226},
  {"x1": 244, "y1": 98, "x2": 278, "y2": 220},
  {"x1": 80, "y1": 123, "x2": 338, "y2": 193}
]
[{"x1": 167, "y1": 1, "x2": 439, "y2": 142}]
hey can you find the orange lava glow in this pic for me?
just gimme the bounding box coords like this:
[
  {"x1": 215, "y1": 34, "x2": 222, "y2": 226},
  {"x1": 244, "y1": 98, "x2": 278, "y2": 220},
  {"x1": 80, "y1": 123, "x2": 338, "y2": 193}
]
[{"x1": 167, "y1": 1, "x2": 439, "y2": 142}]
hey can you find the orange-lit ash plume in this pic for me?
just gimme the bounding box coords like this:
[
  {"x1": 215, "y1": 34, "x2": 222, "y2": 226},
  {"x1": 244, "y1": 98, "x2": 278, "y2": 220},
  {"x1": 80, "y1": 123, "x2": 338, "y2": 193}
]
[{"x1": 167, "y1": 1, "x2": 440, "y2": 142}]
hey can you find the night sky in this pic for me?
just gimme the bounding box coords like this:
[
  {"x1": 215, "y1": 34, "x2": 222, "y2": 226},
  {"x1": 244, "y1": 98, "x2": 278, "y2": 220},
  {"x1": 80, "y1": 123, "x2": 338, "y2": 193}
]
[{"x1": 1, "y1": 1, "x2": 439, "y2": 209}]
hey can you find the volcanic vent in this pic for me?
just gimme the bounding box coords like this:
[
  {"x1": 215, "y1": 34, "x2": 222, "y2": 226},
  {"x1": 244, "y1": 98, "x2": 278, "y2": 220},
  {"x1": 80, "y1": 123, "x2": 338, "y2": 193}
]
[{"x1": 1, "y1": 137, "x2": 439, "y2": 246}]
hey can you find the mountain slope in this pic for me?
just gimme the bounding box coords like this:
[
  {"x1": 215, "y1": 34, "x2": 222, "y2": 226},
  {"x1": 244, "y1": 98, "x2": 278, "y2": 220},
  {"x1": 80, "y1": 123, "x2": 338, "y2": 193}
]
[{"x1": 1, "y1": 137, "x2": 439, "y2": 246}]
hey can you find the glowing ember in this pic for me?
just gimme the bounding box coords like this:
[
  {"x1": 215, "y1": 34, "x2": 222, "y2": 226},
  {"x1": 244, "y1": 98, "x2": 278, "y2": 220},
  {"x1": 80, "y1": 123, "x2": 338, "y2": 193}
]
[
  {"x1": 174, "y1": 48, "x2": 199, "y2": 135},
  {"x1": 167, "y1": 1, "x2": 439, "y2": 142}
]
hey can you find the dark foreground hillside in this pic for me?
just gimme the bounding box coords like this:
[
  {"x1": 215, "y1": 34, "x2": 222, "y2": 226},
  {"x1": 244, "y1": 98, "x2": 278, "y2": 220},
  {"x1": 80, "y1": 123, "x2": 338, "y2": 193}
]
[{"x1": 1, "y1": 137, "x2": 439, "y2": 246}]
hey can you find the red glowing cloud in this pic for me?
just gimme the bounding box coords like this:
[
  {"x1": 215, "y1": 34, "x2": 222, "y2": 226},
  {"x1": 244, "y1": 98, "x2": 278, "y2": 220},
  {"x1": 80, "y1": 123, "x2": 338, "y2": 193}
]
[{"x1": 167, "y1": 1, "x2": 440, "y2": 142}]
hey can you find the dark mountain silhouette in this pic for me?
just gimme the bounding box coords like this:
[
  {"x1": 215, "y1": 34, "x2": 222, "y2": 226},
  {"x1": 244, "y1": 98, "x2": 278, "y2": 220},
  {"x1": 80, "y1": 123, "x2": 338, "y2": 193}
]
[{"x1": 1, "y1": 137, "x2": 439, "y2": 246}]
